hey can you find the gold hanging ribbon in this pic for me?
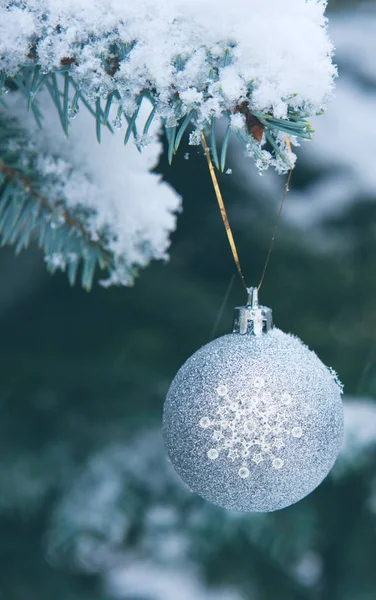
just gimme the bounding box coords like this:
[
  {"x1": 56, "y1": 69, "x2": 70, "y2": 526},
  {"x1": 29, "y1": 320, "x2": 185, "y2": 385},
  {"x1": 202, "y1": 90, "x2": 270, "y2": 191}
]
[
  {"x1": 201, "y1": 132, "x2": 247, "y2": 291},
  {"x1": 257, "y1": 166, "x2": 293, "y2": 291},
  {"x1": 201, "y1": 130, "x2": 293, "y2": 293}
]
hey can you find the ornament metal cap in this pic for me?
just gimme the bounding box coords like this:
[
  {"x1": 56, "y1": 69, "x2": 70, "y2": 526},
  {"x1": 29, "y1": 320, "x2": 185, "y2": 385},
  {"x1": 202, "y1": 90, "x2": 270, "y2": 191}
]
[{"x1": 232, "y1": 287, "x2": 273, "y2": 336}]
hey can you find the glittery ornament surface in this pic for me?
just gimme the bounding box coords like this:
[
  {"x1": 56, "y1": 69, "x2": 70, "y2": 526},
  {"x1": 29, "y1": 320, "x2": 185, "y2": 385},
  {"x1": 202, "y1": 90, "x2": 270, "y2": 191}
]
[{"x1": 163, "y1": 328, "x2": 343, "y2": 512}]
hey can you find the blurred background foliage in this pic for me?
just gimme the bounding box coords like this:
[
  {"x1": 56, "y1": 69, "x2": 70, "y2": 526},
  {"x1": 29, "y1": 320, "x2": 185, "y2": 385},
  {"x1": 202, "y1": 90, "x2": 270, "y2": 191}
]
[{"x1": 1, "y1": 1, "x2": 376, "y2": 599}]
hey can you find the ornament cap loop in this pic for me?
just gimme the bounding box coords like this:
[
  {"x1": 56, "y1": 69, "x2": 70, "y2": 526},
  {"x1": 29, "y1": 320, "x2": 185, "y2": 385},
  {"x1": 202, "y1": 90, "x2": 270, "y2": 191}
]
[
  {"x1": 232, "y1": 286, "x2": 273, "y2": 336},
  {"x1": 246, "y1": 286, "x2": 259, "y2": 308}
]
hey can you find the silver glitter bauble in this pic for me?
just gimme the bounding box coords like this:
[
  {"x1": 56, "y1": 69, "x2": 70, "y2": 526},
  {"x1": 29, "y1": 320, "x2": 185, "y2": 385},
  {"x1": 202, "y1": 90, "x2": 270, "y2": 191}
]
[{"x1": 163, "y1": 288, "x2": 343, "y2": 512}]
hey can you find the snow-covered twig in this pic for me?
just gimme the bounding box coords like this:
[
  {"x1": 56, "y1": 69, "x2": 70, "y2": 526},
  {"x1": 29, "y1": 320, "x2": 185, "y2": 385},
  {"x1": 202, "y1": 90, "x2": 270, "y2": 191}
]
[
  {"x1": 0, "y1": 92, "x2": 181, "y2": 288},
  {"x1": 0, "y1": 0, "x2": 336, "y2": 172}
]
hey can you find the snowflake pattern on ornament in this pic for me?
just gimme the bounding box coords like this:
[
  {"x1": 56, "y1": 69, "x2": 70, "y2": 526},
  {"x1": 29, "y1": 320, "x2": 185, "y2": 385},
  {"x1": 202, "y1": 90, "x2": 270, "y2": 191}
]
[{"x1": 198, "y1": 378, "x2": 304, "y2": 479}]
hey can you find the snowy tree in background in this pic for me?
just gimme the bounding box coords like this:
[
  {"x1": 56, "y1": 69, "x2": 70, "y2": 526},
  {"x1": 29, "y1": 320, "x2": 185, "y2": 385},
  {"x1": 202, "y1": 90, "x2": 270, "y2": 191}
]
[{"x1": 0, "y1": 0, "x2": 335, "y2": 287}]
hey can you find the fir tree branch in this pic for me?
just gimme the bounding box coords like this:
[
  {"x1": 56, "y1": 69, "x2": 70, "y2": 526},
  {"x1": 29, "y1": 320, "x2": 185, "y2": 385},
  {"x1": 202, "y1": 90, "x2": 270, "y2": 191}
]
[
  {"x1": 0, "y1": 111, "x2": 140, "y2": 290},
  {"x1": 2, "y1": 68, "x2": 305, "y2": 172},
  {"x1": 0, "y1": 160, "x2": 113, "y2": 290},
  {"x1": 0, "y1": 1, "x2": 334, "y2": 173}
]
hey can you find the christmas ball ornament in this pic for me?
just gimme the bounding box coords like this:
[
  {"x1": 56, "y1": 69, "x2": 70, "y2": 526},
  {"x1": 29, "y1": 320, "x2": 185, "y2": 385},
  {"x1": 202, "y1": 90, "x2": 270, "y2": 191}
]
[{"x1": 163, "y1": 288, "x2": 343, "y2": 512}]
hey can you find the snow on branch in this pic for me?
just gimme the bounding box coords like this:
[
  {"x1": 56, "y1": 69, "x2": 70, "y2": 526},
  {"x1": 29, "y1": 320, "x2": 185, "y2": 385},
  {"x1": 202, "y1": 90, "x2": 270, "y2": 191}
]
[
  {"x1": 0, "y1": 0, "x2": 336, "y2": 172},
  {"x1": 0, "y1": 92, "x2": 181, "y2": 288}
]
